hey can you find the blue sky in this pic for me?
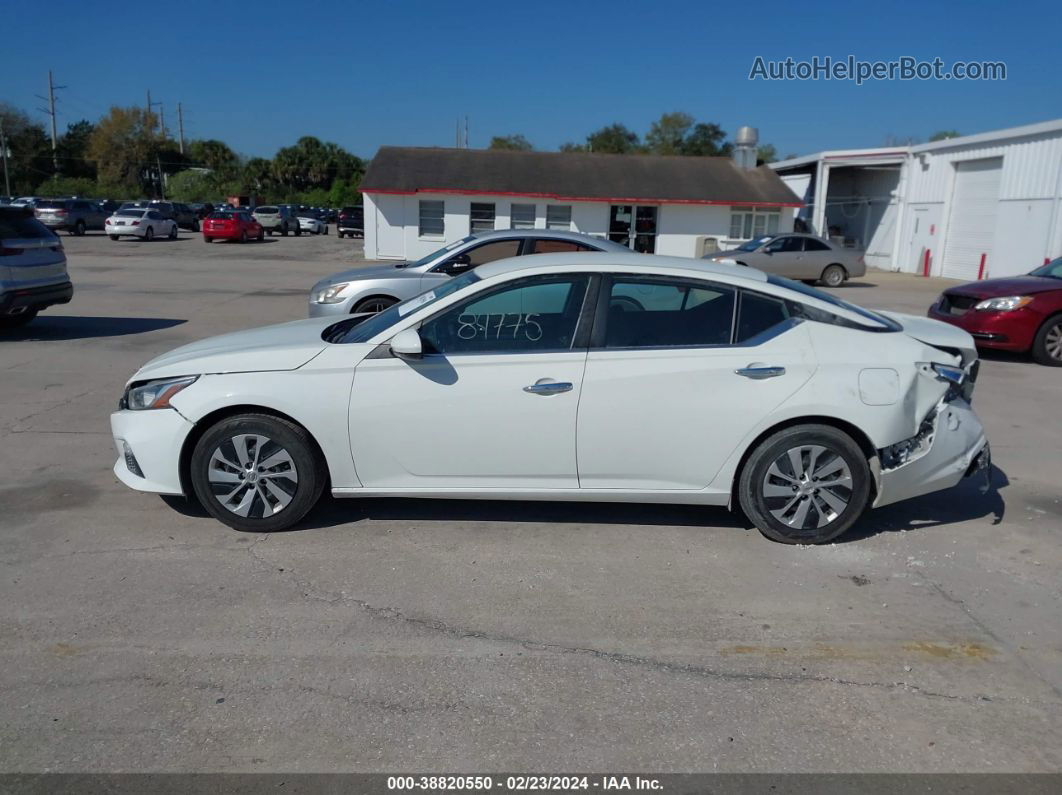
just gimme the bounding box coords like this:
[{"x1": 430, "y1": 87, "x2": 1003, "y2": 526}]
[{"x1": 3, "y1": 0, "x2": 1059, "y2": 161}]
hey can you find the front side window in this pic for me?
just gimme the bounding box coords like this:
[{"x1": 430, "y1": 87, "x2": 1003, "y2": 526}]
[
  {"x1": 419, "y1": 275, "x2": 591, "y2": 355},
  {"x1": 511, "y1": 203, "x2": 536, "y2": 229},
  {"x1": 419, "y1": 200, "x2": 445, "y2": 238},
  {"x1": 433, "y1": 239, "x2": 521, "y2": 273},
  {"x1": 546, "y1": 205, "x2": 572, "y2": 230},
  {"x1": 604, "y1": 278, "x2": 735, "y2": 348},
  {"x1": 766, "y1": 236, "x2": 803, "y2": 253},
  {"x1": 470, "y1": 202, "x2": 496, "y2": 234}
]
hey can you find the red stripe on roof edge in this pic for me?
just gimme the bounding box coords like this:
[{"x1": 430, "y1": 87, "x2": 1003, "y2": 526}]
[{"x1": 362, "y1": 188, "x2": 802, "y2": 208}]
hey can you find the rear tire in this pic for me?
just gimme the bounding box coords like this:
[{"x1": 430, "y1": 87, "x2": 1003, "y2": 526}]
[
  {"x1": 204, "y1": 236, "x2": 212, "y2": 243},
  {"x1": 168, "y1": 224, "x2": 178, "y2": 240},
  {"x1": 738, "y1": 424, "x2": 871, "y2": 545},
  {"x1": 75, "y1": 220, "x2": 86, "y2": 236},
  {"x1": 189, "y1": 413, "x2": 326, "y2": 532},
  {"x1": 144, "y1": 226, "x2": 154, "y2": 242},
  {"x1": 109, "y1": 234, "x2": 120, "y2": 241},
  {"x1": 0, "y1": 309, "x2": 38, "y2": 329},
  {"x1": 1031, "y1": 314, "x2": 1062, "y2": 366},
  {"x1": 820, "y1": 264, "x2": 846, "y2": 287},
  {"x1": 257, "y1": 229, "x2": 265, "y2": 241},
  {"x1": 240, "y1": 231, "x2": 248, "y2": 244}
]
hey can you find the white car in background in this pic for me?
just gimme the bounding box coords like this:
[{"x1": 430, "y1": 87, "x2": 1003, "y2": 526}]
[
  {"x1": 106, "y1": 208, "x2": 178, "y2": 241},
  {"x1": 297, "y1": 212, "x2": 328, "y2": 235},
  {"x1": 110, "y1": 253, "x2": 989, "y2": 544}
]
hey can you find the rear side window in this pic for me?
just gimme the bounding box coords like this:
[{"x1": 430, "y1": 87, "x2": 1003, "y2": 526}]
[
  {"x1": 0, "y1": 212, "x2": 57, "y2": 239},
  {"x1": 604, "y1": 278, "x2": 735, "y2": 348},
  {"x1": 736, "y1": 291, "x2": 790, "y2": 342},
  {"x1": 532, "y1": 239, "x2": 595, "y2": 254},
  {"x1": 803, "y1": 238, "x2": 830, "y2": 251}
]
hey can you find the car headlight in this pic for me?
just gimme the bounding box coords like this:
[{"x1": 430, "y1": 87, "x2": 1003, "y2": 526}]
[
  {"x1": 312, "y1": 282, "x2": 351, "y2": 303},
  {"x1": 123, "y1": 375, "x2": 198, "y2": 410},
  {"x1": 974, "y1": 295, "x2": 1033, "y2": 312},
  {"x1": 931, "y1": 363, "x2": 965, "y2": 385}
]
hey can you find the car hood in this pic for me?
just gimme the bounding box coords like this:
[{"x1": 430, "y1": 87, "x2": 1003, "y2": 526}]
[
  {"x1": 945, "y1": 275, "x2": 1060, "y2": 298},
  {"x1": 132, "y1": 317, "x2": 336, "y2": 382},
  {"x1": 314, "y1": 263, "x2": 420, "y2": 288},
  {"x1": 878, "y1": 311, "x2": 977, "y2": 364}
]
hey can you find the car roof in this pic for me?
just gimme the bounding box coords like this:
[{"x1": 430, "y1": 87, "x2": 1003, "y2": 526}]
[
  {"x1": 475, "y1": 251, "x2": 769, "y2": 284},
  {"x1": 466, "y1": 228, "x2": 632, "y2": 251}
]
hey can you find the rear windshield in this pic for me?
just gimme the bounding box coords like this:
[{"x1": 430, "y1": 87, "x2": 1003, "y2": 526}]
[
  {"x1": 35, "y1": 200, "x2": 66, "y2": 209},
  {"x1": 208, "y1": 212, "x2": 236, "y2": 219},
  {"x1": 116, "y1": 209, "x2": 145, "y2": 217},
  {"x1": 0, "y1": 212, "x2": 58, "y2": 240},
  {"x1": 255, "y1": 206, "x2": 278, "y2": 214}
]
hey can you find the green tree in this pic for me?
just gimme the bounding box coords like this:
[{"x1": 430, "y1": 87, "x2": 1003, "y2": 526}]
[
  {"x1": 34, "y1": 175, "x2": 98, "y2": 197},
  {"x1": 756, "y1": 143, "x2": 778, "y2": 164},
  {"x1": 187, "y1": 139, "x2": 239, "y2": 177},
  {"x1": 166, "y1": 169, "x2": 221, "y2": 202},
  {"x1": 56, "y1": 120, "x2": 96, "y2": 179},
  {"x1": 0, "y1": 103, "x2": 52, "y2": 193},
  {"x1": 489, "y1": 134, "x2": 532, "y2": 151},
  {"x1": 87, "y1": 106, "x2": 163, "y2": 194},
  {"x1": 929, "y1": 130, "x2": 961, "y2": 141},
  {"x1": 645, "y1": 112, "x2": 694, "y2": 155},
  {"x1": 681, "y1": 122, "x2": 730, "y2": 156},
  {"x1": 558, "y1": 141, "x2": 588, "y2": 153},
  {"x1": 585, "y1": 123, "x2": 641, "y2": 154},
  {"x1": 273, "y1": 136, "x2": 364, "y2": 192}
]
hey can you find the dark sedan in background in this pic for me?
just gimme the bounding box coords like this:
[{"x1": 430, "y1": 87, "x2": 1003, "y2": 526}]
[{"x1": 928, "y1": 257, "x2": 1062, "y2": 366}]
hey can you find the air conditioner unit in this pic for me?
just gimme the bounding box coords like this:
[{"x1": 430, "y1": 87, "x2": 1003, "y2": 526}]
[{"x1": 694, "y1": 235, "x2": 723, "y2": 258}]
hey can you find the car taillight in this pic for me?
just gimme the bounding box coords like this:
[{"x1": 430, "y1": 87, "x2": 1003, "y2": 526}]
[
  {"x1": 131, "y1": 221, "x2": 140, "y2": 226},
  {"x1": 57, "y1": 209, "x2": 68, "y2": 215},
  {"x1": 0, "y1": 244, "x2": 24, "y2": 256}
]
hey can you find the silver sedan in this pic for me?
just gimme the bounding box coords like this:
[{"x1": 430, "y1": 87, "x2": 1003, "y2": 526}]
[
  {"x1": 308, "y1": 229, "x2": 631, "y2": 316},
  {"x1": 704, "y1": 233, "x2": 866, "y2": 287}
]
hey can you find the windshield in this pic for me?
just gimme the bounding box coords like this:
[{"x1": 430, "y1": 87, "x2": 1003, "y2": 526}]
[
  {"x1": 332, "y1": 271, "x2": 482, "y2": 344},
  {"x1": 734, "y1": 236, "x2": 772, "y2": 253},
  {"x1": 1030, "y1": 257, "x2": 1062, "y2": 279},
  {"x1": 767, "y1": 274, "x2": 900, "y2": 330},
  {"x1": 400, "y1": 236, "x2": 476, "y2": 269}
]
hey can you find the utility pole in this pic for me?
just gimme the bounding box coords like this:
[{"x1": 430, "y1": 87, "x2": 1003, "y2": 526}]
[
  {"x1": 177, "y1": 102, "x2": 185, "y2": 154},
  {"x1": 157, "y1": 154, "x2": 165, "y2": 200},
  {"x1": 0, "y1": 120, "x2": 11, "y2": 196},
  {"x1": 464, "y1": 116, "x2": 469, "y2": 149},
  {"x1": 146, "y1": 90, "x2": 162, "y2": 133},
  {"x1": 36, "y1": 70, "x2": 64, "y2": 174}
]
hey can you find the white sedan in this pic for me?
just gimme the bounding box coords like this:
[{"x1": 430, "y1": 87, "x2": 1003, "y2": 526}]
[
  {"x1": 297, "y1": 214, "x2": 328, "y2": 235},
  {"x1": 106, "y1": 208, "x2": 178, "y2": 241},
  {"x1": 110, "y1": 254, "x2": 989, "y2": 544}
]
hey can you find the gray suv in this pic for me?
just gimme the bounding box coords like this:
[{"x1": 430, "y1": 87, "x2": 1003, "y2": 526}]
[
  {"x1": 308, "y1": 229, "x2": 631, "y2": 316},
  {"x1": 1, "y1": 207, "x2": 73, "y2": 328},
  {"x1": 34, "y1": 198, "x2": 107, "y2": 236},
  {"x1": 253, "y1": 205, "x2": 302, "y2": 236}
]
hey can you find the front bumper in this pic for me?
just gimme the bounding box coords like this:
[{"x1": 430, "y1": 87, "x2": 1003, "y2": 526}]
[
  {"x1": 1, "y1": 281, "x2": 73, "y2": 314},
  {"x1": 874, "y1": 398, "x2": 988, "y2": 508},
  {"x1": 110, "y1": 408, "x2": 195, "y2": 495},
  {"x1": 928, "y1": 303, "x2": 1037, "y2": 352}
]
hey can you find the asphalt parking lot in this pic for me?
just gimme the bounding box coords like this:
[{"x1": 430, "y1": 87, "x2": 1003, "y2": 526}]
[{"x1": 1, "y1": 231, "x2": 1059, "y2": 773}]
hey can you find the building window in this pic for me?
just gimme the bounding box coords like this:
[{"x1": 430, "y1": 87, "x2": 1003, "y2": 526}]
[
  {"x1": 511, "y1": 203, "x2": 536, "y2": 229},
  {"x1": 546, "y1": 205, "x2": 572, "y2": 230},
  {"x1": 470, "y1": 202, "x2": 496, "y2": 234},
  {"x1": 419, "y1": 200, "x2": 445, "y2": 238},
  {"x1": 729, "y1": 207, "x2": 780, "y2": 240}
]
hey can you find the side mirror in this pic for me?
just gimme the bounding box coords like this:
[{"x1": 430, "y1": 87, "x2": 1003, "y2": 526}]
[
  {"x1": 442, "y1": 253, "x2": 472, "y2": 274},
  {"x1": 390, "y1": 328, "x2": 423, "y2": 360}
]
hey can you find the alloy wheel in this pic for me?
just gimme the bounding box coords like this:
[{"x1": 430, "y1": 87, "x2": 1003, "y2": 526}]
[
  {"x1": 761, "y1": 444, "x2": 853, "y2": 530},
  {"x1": 207, "y1": 434, "x2": 299, "y2": 518},
  {"x1": 1045, "y1": 322, "x2": 1062, "y2": 362}
]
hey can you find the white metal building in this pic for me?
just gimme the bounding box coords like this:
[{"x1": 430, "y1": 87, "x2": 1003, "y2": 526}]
[
  {"x1": 771, "y1": 119, "x2": 1062, "y2": 280},
  {"x1": 360, "y1": 146, "x2": 800, "y2": 261}
]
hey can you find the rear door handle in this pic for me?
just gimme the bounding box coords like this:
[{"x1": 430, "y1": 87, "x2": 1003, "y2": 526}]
[
  {"x1": 523, "y1": 380, "x2": 574, "y2": 395},
  {"x1": 735, "y1": 365, "x2": 786, "y2": 379}
]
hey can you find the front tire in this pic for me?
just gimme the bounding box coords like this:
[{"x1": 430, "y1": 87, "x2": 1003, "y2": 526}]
[
  {"x1": 144, "y1": 226, "x2": 154, "y2": 242},
  {"x1": 189, "y1": 414, "x2": 326, "y2": 532},
  {"x1": 820, "y1": 264, "x2": 846, "y2": 287},
  {"x1": 353, "y1": 295, "x2": 398, "y2": 314},
  {"x1": 75, "y1": 220, "x2": 86, "y2": 236},
  {"x1": 738, "y1": 424, "x2": 871, "y2": 544},
  {"x1": 1032, "y1": 314, "x2": 1062, "y2": 366},
  {"x1": 169, "y1": 224, "x2": 178, "y2": 240}
]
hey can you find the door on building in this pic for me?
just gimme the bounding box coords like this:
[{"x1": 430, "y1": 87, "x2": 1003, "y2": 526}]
[
  {"x1": 941, "y1": 158, "x2": 1003, "y2": 280},
  {"x1": 609, "y1": 205, "x2": 658, "y2": 252}
]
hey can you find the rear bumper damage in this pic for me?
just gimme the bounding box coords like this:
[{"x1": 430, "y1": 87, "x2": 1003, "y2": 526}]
[{"x1": 873, "y1": 397, "x2": 988, "y2": 508}]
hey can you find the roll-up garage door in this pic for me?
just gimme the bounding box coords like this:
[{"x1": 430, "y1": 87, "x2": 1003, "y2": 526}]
[{"x1": 941, "y1": 158, "x2": 1002, "y2": 280}]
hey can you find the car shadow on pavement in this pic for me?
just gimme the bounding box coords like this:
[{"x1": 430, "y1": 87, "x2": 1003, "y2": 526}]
[
  {"x1": 843, "y1": 464, "x2": 1008, "y2": 542},
  {"x1": 3, "y1": 316, "x2": 186, "y2": 340}
]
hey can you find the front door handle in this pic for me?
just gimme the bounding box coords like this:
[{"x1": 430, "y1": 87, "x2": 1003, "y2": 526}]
[
  {"x1": 523, "y1": 379, "x2": 574, "y2": 395},
  {"x1": 735, "y1": 364, "x2": 786, "y2": 380}
]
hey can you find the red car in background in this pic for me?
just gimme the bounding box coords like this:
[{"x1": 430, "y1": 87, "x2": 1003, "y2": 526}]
[
  {"x1": 928, "y1": 257, "x2": 1062, "y2": 366},
  {"x1": 202, "y1": 210, "x2": 264, "y2": 244}
]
